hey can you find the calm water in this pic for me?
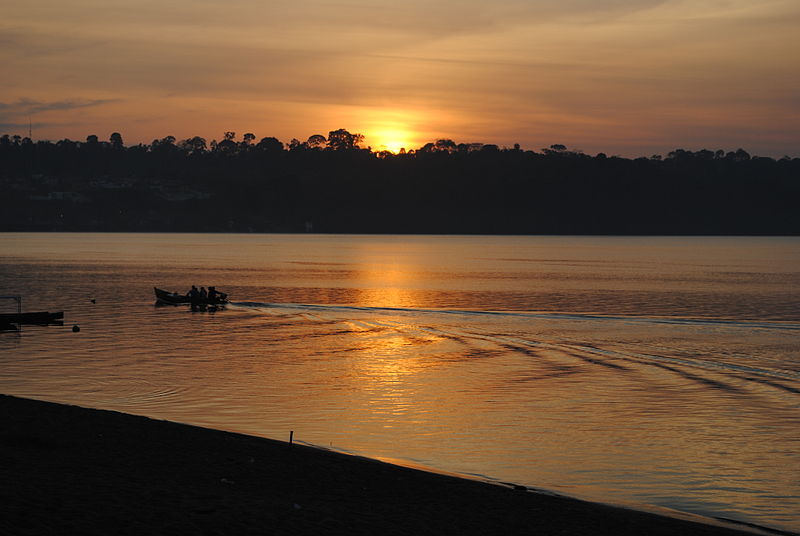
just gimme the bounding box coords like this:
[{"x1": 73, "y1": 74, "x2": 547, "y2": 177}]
[{"x1": 1, "y1": 233, "x2": 798, "y2": 532}]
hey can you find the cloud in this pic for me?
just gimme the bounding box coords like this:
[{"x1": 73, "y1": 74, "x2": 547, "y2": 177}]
[
  {"x1": 0, "y1": 99, "x2": 120, "y2": 137},
  {"x1": 0, "y1": 122, "x2": 36, "y2": 132},
  {"x1": 0, "y1": 98, "x2": 118, "y2": 117}
]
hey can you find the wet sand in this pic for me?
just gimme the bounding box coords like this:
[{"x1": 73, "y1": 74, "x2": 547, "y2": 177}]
[{"x1": 0, "y1": 394, "x2": 760, "y2": 536}]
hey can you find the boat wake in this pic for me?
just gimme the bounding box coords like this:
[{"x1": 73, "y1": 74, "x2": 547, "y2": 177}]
[
  {"x1": 229, "y1": 301, "x2": 800, "y2": 332},
  {"x1": 227, "y1": 301, "x2": 800, "y2": 389}
]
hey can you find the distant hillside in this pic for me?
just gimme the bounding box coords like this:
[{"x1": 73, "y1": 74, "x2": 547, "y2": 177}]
[{"x1": 1, "y1": 133, "x2": 798, "y2": 235}]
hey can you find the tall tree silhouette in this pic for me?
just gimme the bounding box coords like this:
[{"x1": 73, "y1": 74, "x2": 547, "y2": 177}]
[
  {"x1": 307, "y1": 134, "x2": 327, "y2": 149},
  {"x1": 327, "y1": 129, "x2": 363, "y2": 150},
  {"x1": 110, "y1": 132, "x2": 124, "y2": 149}
]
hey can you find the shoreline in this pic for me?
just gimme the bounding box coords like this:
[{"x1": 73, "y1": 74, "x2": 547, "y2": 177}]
[{"x1": 1, "y1": 394, "x2": 785, "y2": 536}]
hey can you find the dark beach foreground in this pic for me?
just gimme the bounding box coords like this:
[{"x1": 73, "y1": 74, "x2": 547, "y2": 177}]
[{"x1": 0, "y1": 395, "x2": 763, "y2": 536}]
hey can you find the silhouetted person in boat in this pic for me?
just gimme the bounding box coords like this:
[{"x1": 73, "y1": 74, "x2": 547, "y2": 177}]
[
  {"x1": 207, "y1": 286, "x2": 219, "y2": 302},
  {"x1": 187, "y1": 285, "x2": 200, "y2": 304},
  {"x1": 199, "y1": 287, "x2": 208, "y2": 300},
  {"x1": 207, "y1": 287, "x2": 228, "y2": 304}
]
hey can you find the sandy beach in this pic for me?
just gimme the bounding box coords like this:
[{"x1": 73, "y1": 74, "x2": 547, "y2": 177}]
[{"x1": 0, "y1": 394, "x2": 765, "y2": 535}]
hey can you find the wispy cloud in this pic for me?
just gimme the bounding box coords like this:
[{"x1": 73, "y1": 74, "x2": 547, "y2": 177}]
[
  {"x1": 0, "y1": 122, "x2": 39, "y2": 132},
  {"x1": 0, "y1": 98, "x2": 118, "y2": 116}
]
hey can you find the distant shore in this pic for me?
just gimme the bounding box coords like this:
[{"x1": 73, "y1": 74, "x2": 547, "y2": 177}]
[
  {"x1": 0, "y1": 395, "x2": 772, "y2": 535},
  {"x1": 2, "y1": 144, "x2": 799, "y2": 236}
]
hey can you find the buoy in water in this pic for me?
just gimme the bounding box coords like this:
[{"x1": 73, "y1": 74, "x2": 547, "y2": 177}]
[{"x1": 72, "y1": 325, "x2": 80, "y2": 332}]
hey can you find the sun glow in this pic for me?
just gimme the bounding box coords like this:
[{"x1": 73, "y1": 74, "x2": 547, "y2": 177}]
[
  {"x1": 357, "y1": 108, "x2": 429, "y2": 154},
  {"x1": 369, "y1": 128, "x2": 416, "y2": 153}
]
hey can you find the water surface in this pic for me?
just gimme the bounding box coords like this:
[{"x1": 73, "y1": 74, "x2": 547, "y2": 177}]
[{"x1": 1, "y1": 233, "x2": 798, "y2": 532}]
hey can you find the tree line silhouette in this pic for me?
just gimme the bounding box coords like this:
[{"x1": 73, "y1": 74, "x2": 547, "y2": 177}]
[{"x1": 1, "y1": 129, "x2": 798, "y2": 234}]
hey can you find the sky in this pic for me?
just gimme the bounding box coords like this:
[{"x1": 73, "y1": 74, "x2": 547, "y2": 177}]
[{"x1": 1, "y1": 0, "x2": 799, "y2": 156}]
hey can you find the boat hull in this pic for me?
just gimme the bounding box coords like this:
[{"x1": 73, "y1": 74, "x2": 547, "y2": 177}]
[
  {"x1": 154, "y1": 287, "x2": 229, "y2": 306},
  {"x1": 0, "y1": 311, "x2": 64, "y2": 324}
]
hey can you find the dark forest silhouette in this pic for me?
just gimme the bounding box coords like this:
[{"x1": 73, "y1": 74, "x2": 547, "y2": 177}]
[{"x1": 1, "y1": 130, "x2": 798, "y2": 234}]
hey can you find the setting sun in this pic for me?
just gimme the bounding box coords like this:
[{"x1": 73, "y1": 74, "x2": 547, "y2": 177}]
[
  {"x1": 357, "y1": 108, "x2": 427, "y2": 154},
  {"x1": 368, "y1": 128, "x2": 416, "y2": 154}
]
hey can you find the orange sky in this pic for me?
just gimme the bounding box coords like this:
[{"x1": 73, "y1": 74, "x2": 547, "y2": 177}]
[{"x1": 2, "y1": 0, "x2": 798, "y2": 156}]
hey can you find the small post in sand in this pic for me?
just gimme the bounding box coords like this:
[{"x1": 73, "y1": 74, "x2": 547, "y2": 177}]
[{"x1": 289, "y1": 430, "x2": 294, "y2": 447}]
